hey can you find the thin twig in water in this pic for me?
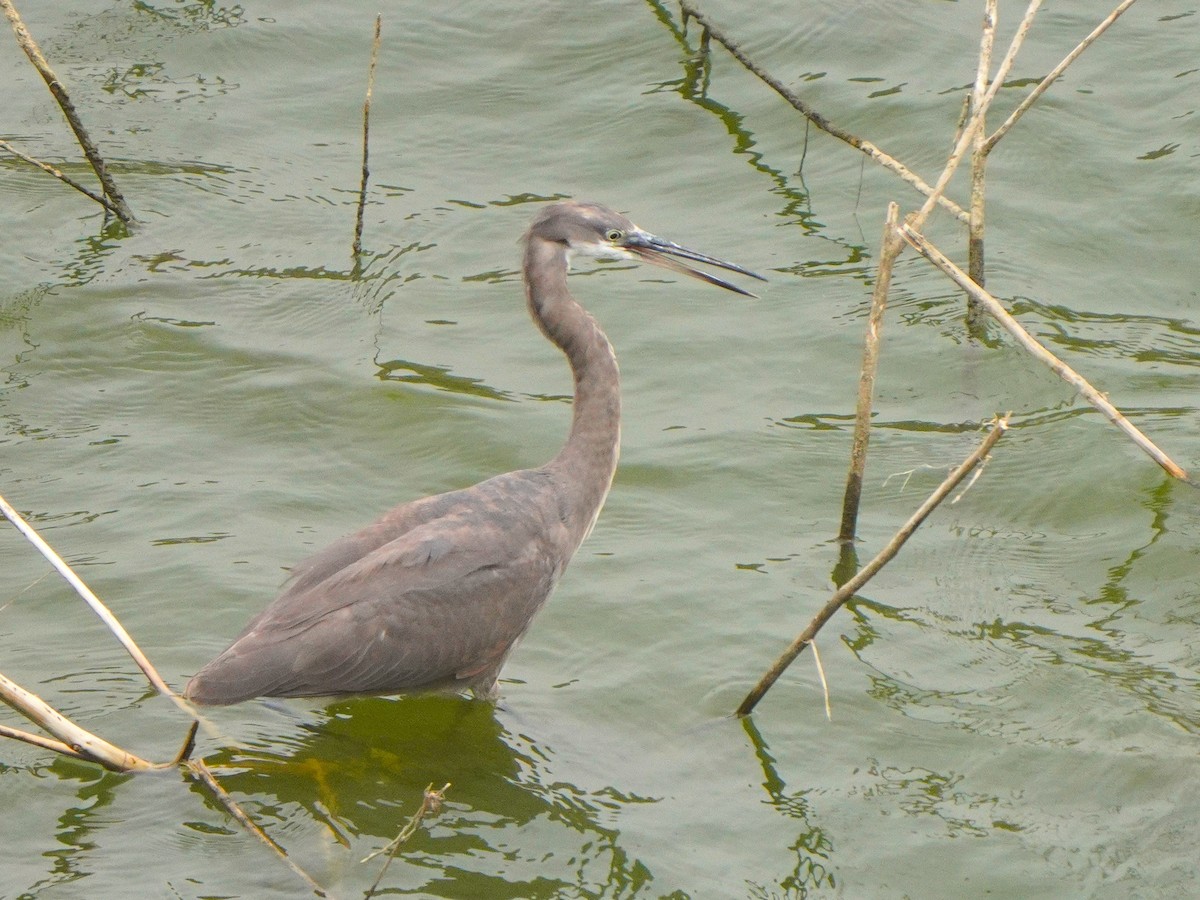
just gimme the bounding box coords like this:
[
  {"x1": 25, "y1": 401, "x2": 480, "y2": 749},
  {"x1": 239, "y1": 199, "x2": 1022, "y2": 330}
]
[
  {"x1": 0, "y1": 713, "x2": 195, "y2": 773},
  {"x1": 0, "y1": 567, "x2": 53, "y2": 615},
  {"x1": 738, "y1": 416, "x2": 1010, "y2": 716},
  {"x1": 840, "y1": 0, "x2": 1046, "y2": 540},
  {"x1": 0, "y1": 139, "x2": 123, "y2": 216},
  {"x1": 353, "y1": 14, "x2": 382, "y2": 264},
  {"x1": 986, "y1": 0, "x2": 1044, "y2": 103},
  {"x1": 910, "y1": 0, "x2": 1040, "y2": 230},
  {"x1": 881, "y1": 464, "x2": 942, "y2": 494},
  {"x1": 912, "y1": 26, "x2": 1017, "y2": 230},
  {"x1": 365, "y1": 782, "x2": 451, "y2": 897},
  {"x1": 952, "y1": 457, "x2": 988, "y2": 504},
  {"x1": 0, "y1": 491, "x2": 187, "y2": 709},
  {"x1": 676, "y1": 1, "x2": 968, "y2": 224},
  {"x1": 898, "y1": 224, "x2": 1189, "y2": 481},
  {"x1": 1, "y1": 0, "x2": 135, "y2": 225},
  {"x1": 810, "y1": 640, "x2": 831, "y2": 721},
  {"x1": 0, "y1": 671, "x2": 197, "y2": 771},
  {"x1": 836, "y1": 2, "x2": 1033, "y2": 542},
  {"x1": 836, "y1": 0, "x2": 1044, "y2": 541}
]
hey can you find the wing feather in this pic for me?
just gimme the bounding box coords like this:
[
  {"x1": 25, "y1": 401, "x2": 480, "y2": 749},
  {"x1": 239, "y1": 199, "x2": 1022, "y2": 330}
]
[{"x1": 185, "y1": 469, "x2": 571, "y2": 704}]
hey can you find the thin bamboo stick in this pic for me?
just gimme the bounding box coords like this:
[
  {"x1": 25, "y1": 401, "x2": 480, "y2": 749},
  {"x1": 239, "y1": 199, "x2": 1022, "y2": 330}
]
[{"x1": 737, "y1": 416, "x2": 1010, "y2": 716}]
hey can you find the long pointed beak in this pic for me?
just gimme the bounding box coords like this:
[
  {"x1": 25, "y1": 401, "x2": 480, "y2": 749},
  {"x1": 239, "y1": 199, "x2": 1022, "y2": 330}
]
[{"x1": 622, "y1": 231, "x2": 767, "y2": 298}]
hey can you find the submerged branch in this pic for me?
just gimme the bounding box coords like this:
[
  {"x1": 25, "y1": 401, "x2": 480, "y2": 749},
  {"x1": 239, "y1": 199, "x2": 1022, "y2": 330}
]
[
  {"x1": 967, "y1": 0, "x2": 997, "y2": 293},
  {"x1": 365, "y1": 782, "x2": 452, "y2": 897},
  {"x1": 186, "y1": 759, "x2": 328, "y2": 896}
]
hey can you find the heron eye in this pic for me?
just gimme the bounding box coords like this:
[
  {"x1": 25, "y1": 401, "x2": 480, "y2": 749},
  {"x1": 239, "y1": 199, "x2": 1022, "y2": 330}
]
[{"x1": 605, "y1": 229, "x2": 624, "y2": 242}]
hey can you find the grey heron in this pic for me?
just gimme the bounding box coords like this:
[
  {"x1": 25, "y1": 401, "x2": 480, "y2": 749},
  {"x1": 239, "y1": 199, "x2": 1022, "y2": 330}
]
[{"x1": 185, "y1": 200, "x2": 763, "y2": 705}]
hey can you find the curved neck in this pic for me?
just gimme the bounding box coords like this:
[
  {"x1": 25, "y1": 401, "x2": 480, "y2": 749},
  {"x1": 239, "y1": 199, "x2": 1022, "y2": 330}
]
[{"x1": 524, "y1": 236, "x2": 621, "y2": 547}]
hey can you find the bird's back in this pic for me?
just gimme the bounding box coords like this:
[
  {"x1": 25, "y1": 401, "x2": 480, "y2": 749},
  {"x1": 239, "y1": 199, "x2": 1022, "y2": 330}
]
[{"x1": 185, "y1": 468, "x2": 574, "y2": 704}]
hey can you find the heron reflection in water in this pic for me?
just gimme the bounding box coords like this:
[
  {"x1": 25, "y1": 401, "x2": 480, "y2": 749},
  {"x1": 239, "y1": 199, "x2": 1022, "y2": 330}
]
[{"x1": 185, "y1": 200, "x2": 764, "y2": 706}]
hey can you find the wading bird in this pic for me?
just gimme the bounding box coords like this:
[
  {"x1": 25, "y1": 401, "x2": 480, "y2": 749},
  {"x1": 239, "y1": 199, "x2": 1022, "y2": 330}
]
[{"x1": 185, "y1": 200, "x2": 763, "y2": 705}]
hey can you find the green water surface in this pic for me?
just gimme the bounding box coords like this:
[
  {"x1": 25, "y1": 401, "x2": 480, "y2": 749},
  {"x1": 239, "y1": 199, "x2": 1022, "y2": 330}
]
[{"x1": 1, "y1": 1, "x2": 1197, "y2": 897}]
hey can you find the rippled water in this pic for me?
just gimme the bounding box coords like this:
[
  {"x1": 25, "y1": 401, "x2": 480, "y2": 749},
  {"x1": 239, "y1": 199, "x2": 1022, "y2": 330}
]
[{"x1": 2, "y1": 1, "x2": 1197, "y2": 897}]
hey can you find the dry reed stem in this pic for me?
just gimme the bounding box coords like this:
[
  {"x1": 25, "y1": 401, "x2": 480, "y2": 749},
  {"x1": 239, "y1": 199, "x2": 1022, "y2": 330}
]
[
  {"x1": 738, "y1": 416, "x2": 1010, "y2": 717},
  {"x1": 0, "y1": 491, "x2": 187, "y2": 708},
  {"x1": 971, "y1": 1, "x2": 998, "y2": 124},
  {"x1": 835, "y1": 4, "x2": 1023, "y2": 540},
  {"x1": 0, "y1": 670, "x2": 197, "y2": 771},
  {"x1": 0, "y1": 722, "x2": 97, "y2": 762},
  {"x1": 0, "y1": 670, "x2": 159, "y2": 771},
  {"x1": 677, "y1": 1, "x2": 968, "y2": 224},
  {"x1": 353, "y1": 14, "x2": 382, "y2": 264},
  {"x1": 952, "y1": 456, "x2": 989, "y2": 503},
  {"x1": 839, "y1": 0, "x2": 1038, "y2": 541},
  {"x1": 0, "y1": 139, "x2": 123, "y2": 216},
  {"x1": 186, "y1": 759, "x2": 327, "y2": 896},
  {"x1": 1, "y1": 715, "x2": 194, "y2": 772},
  {"x1": 0, "y1": 676, "x2": 288, "y2": 887},
  {"x1": 968, "y1": 0, "x2": 997, "y2": 289},
  {"x1": 898, "y1": 224, "x2": 1189, "y2": 481},
  {"x1": 1, "y1": 0, "x2": 135, "y2": 225},
  {"x1": 365, "y1": 782, "x2": 452, "y2": 897},
  {"x1": 911, "y1": 1, "x2": 1038, "y2": 230},
  {"x1": 985, "y1": 0, "x2": 1140, "y2": 154},
  {"x1": 840, "y1": 0, "x2": 1127, "y2": 540},
  {"x1": 809, "y1": 640, "x2": 831, "y2": 721},
  {"x1": 950, "y1": 91, "x2": 972, "y2": 151},
  {"x1": 838, "y1": 202, "x2": 902, "y2": 543},
  {"x1": 989, "y1": 0, "x2": 1044, "y2": 97}
]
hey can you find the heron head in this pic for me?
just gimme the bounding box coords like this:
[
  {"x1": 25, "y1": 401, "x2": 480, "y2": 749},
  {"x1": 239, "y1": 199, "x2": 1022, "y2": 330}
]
[{"x1": 526, "y1": 200, "x2": 766, "y2": 297}]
